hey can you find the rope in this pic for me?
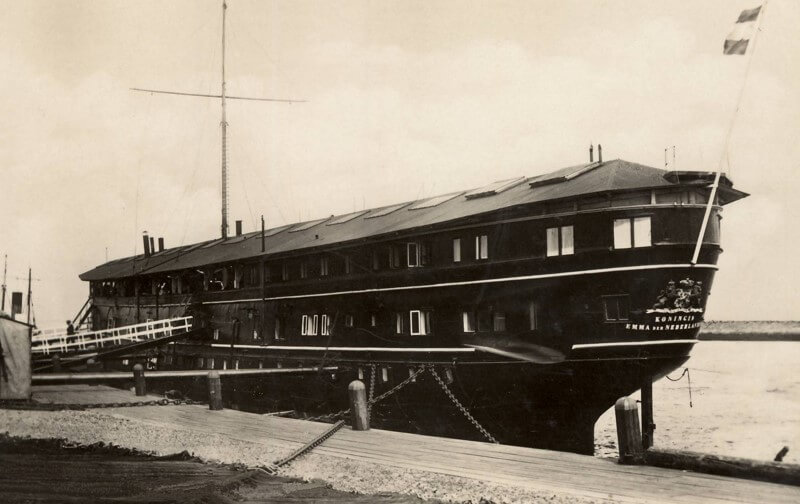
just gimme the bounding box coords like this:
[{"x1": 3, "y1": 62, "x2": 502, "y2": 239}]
[{"x1": 665, "y1": 367, "x2": 693, "y2": 407}]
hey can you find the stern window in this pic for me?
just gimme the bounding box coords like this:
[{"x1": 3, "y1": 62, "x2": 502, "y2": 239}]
[{"x1": 603, "y1": 295, "x2": 631, "y2": 321}]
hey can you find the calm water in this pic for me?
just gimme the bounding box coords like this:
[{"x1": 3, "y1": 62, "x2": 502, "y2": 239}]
[{"x1": 594, "y1": 341, "x2": 800, "y2": 463}]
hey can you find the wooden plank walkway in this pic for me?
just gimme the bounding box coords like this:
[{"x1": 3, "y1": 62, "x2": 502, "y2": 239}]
[{"x1": 26, "y1": 385, "x2": 800, "y2": 503}]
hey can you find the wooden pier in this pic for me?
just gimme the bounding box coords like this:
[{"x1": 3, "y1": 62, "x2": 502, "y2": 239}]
[{"x1": 18, "y1": 384, "x2": 800, "y2": 504}]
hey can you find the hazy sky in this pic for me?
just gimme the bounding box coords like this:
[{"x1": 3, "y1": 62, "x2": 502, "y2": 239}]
[{"x1": 1, "y1": 0, "x2": 798, "y2": 326}]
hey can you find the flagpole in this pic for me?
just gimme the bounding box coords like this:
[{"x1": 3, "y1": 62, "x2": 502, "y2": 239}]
[{"x1": 691, "y1": 2, "x2": 768, "y2": 265}]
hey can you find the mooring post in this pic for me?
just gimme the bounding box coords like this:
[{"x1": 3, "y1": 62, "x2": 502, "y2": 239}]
[
  {"x1": 348, "y1": 380, "x2": 369, "y2": 431},
  {"x1": 132, "y1": 363, "x2": 146, "y2": 396},
  {"x1": 615, "y1": 396, "x2": 644, "y2": 464},
  {"x1": 208, "y1": 370, "x2": 223, "y2": 410},
  {"x1": 51, "y1": 355, "x2": 61, "y2": 373},
  {"x1": 641, "y1": 377, "x2": 655, "y2": 449}
]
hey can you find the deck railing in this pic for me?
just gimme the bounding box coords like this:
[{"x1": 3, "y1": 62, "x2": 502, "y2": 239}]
[{"x1": 31, "y1": 316, "x2": 193, "y2": 355}]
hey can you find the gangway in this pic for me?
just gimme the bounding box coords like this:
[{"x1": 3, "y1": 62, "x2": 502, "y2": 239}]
[{"x1": 31, "y1": 317, "x2": 193, "y2": 356}]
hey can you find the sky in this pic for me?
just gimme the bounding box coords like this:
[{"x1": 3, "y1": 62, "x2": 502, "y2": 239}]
[{"x1": 1, "y1": 0, "x2": 799, "y2": 327}]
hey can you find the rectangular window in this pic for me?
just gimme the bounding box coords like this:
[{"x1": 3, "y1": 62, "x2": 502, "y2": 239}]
[
  {"x1": 344, "y1": 254, "x2": 352, "y2": 274},
  {"x1": 633, "y1": 216, "x2": 652, "y2": 247},
  {"x1": 312, "y1": 314, "x2": 319, "y2": 335},
  {"x1": 395, "y1": 313, "x2": 405, "y2": 334},
  {"x1": 301, "y1": 315, "x2": 309, "y2": 336},
  {"x1": 372, "y1": 250, "x2": 380, "y2": 270},
  {"x1": 528, "y1": 301, "x2": 538, "y2": 330},
  {"x1": 300, "y1": 262, "x2": 309, "y2": 279},
  {"x1": 462, "y1": 311, "x2": 476, "y2": 332},
  {"x1": 320, "y1": 256, "x2": 329, "y2": 276},
  {"x1": 345, "y1": 314, "x2": 354, "y2": 327},
  {"x1": 281, "y1": 263, "x2": 289, "y2": 281},
  {"x1": 409, "y1": 310, "x2": 430, "y2": 336},
  {"x1": 477, "y1": 311, "x2": 491, "y2": 332},
  {"x1": 453, "y1": 238, "x2": 462, "y2": 263},
  {"x1": 370, "y1": 314, "x2": 377, "y2": 327},
  {"x1": 614, "y1": 217, "x2": 651, "y2": 249},
  {"x1": 263, "y1": 264, "x2": 271, "y2": 283},
  {"x1": 613, "y1": 219, "x2": 632, "y2": 249},
  {"x1": 493, "y1": 312, "x2": 506, "y2": 332},
  {"x1": 208, "y1": 357, "x2": 215, "y2": 370},
  {"x1": 321, "y1": 314, "x2": 331, "y2": 335},
  {"x1": 213, "y1": 329, "x2": 220, "y2": 340},
  {"x1": 547, "y1": 226, "x2": 574, "y2": 256},
  {"x1": 407, "y1": 242, "x2": 420, "y2": 267},
  {"x1": 274, "y1": 316, "x2": 284, "y2": 340},
  {"x1": 389, "y1": 245, "x2": 402, "y2": 269},
  {"x1": 561, "y1": 225, "x2": 574, "y2": 255},
  {"x1": 603, "y1": 295, "x2": 631, "y2": 321},
  {"x1": 475, "y1": 235, "x2": 489, "y2": 260}
]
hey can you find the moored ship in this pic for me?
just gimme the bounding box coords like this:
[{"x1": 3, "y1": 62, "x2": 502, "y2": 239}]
[{"x1": 77, "y1": 151, "x2": 747, "y2": 453}]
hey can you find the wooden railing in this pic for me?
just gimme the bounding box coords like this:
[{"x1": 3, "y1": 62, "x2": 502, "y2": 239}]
[{"x1": 31, "y1": 316, "x2": 193, "y2": 355}]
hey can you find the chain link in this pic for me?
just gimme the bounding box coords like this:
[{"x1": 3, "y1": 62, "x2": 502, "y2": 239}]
[
  {"x1": 427, "y1": 365, "x2": 499, "y2": 444},
  {"x1": 367, "y1": 364, "x2": 377, "y2": 414}
]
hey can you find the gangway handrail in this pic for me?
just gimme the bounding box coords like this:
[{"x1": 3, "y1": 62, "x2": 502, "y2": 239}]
[{"x1": 31, "y1": 316, "x2": 193, "y2": 355}]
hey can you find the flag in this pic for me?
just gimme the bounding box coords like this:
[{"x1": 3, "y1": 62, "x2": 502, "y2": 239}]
[{"x1": 724, "y1": 5, "x2": 762, "y2": 55}]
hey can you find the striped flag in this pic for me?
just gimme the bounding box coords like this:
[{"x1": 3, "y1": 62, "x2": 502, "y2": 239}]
[{"x1": 724, "y1": 5, "x2": 762, "y2": 55}]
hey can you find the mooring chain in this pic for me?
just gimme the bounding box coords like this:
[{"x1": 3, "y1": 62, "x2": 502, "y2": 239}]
[
  {"x1": 304, "y1": 365, "x2": 424, "y2": 423},
  {"x1": 367, "y1": 363, "x2": 377, "y2": 414},
  {"x1": 0, "y1": 398, "x2": 205, "y2": 412},
  {"x1": 427, "y1": 365, "x2": 499, "y2": 444},
  {"x1": 260, "y1": 419, "x2": 347, "y2": 475}
]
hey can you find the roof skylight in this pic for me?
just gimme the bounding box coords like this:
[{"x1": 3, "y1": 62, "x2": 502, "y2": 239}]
[
  {"x1": 408, "y1": 192, "x2": 464, "y2": 210},
  {"x1": 327, "y1": 210, "x2": 370, "y2": 225},
  {"x1": 464, "y1": 177, "x2": 526, "y2": 200},
  {"x1": 365, "y1": 202, "x2": 411, "y2": 219}
]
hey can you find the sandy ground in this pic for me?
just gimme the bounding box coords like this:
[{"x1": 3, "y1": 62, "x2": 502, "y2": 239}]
[{"x1": 0, "y1": 409, "x2": 601, "y2": 504}]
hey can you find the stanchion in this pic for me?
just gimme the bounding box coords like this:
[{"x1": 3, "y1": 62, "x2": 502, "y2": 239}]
[
  {"x1": 348, "y1": 380, "x2": 369, "y2": 431},
  {"x1": 208, "y1": 370, "x2": 223, "y2": 410},
  {"x1": 132, "y1": 364, "x2": 146, "y2": 396},
  {"x1": 615, "y1": 396, "x2": 644, "y2": 464}
]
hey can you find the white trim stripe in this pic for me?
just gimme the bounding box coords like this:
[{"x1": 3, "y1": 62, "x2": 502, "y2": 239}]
[
  {"x1": 202, "y1": 263, "x2": 718, "y2": 305},
  {"x1": 571, "y1": 339, "x2": 699, "y2": 350},
  {"x1": 210, "y1": 343, "x2": 476, "y2": 353}
]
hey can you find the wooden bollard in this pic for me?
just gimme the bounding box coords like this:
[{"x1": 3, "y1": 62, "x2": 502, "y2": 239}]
[
  {"x1": 132, "y1": 364, "x2": 146, "y2": 396},
  {"x1": 348, "y1": 380, "x2": 369, "y2": 431},
  {"x1": 51, "y1": 355, "x2": 62, "y2": 373},
  {"x1": 207, "y1": 371, "x2": 223, "y2": 410},
  {"x1": 615, "y1": 396, "x2": 644, "y2": 464}
]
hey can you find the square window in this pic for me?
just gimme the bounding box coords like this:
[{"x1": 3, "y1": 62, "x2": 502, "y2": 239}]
[{"x1": 603, "y1": 295, "x2": 631, "y2": 321}]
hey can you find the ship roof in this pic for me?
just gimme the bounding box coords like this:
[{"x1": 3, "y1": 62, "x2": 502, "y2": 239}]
[{"x1": 80, "y1": 159, "x2": 747, "y2": 281}]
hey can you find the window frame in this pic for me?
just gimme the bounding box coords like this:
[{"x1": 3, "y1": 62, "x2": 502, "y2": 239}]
[
  {"x1": 614, "y1": 216, "x2": 652, "y2": 249},
  {"x1": 602, "y1": 294, "x2": 631, "y2": 322},
  {"x1": 546, "y1": 225, "x2": 574, "y2": 257},
  {"x1": 475, "y1": 234, "x2": 489, "y2": 260},
  {"x1": 453, "y1": 238, "x2": 462, "y2": 263}
]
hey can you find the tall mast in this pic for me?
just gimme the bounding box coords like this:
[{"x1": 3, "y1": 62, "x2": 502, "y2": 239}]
[
  {"x1": 131, "y1": 1, "x2": 305, "y2": 240},
  {"x1": 220, "y1": 1, "x2": 229, "y2": 239}
]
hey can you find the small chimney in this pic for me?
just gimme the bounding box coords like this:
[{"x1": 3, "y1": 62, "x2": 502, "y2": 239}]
[
  {"x1": 235, "y1": 220, "x2": 242, "y2": 236},
  {"x1": 589, "y1": 144, "x2": 594, "y2": 163},
  {"x1": 598, "y1": 144, "x2": 603, "y2": 163},
  {"x1": 149, "y1": 236, "x2": 155, "y2": 254},
  {"x1": 142, "y1": 232, "x2": 151, "y2": 257},
  {"x1": 158, "y1": 237, "x2": 165, "y2": 252}
]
